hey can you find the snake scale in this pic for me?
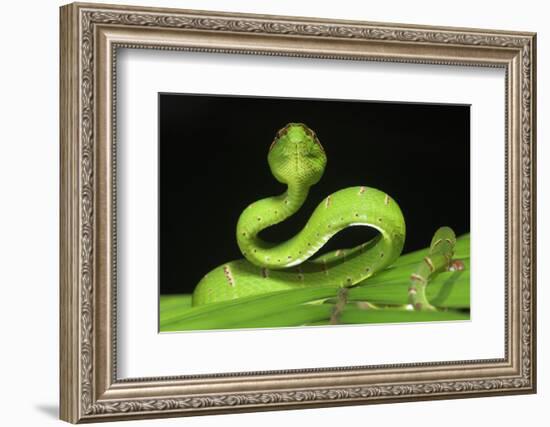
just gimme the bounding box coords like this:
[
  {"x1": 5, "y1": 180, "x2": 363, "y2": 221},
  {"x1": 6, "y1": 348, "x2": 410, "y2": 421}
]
[{"x1": 192, "y1": 123, "x2": 454, "y2": 307}]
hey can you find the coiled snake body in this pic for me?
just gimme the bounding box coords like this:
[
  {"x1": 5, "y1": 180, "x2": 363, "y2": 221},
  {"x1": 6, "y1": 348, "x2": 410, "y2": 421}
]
[{"x1": 192, "y1": 123, "x2": 410, "y2": 306}]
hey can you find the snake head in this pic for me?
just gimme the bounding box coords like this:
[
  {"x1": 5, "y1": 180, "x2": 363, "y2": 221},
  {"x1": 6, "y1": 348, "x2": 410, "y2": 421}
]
[{"x1": 268, "y1": 123, "x2": 327, "y2": 187}]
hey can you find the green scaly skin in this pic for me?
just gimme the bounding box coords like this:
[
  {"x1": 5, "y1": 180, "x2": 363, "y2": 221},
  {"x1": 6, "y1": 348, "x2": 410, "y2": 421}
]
[
  {"x1": 192, "y1": 123, "x2": 406, "y2": 306},
  {"x1": 408, "y1": 227, "x2": 457, "y2": 311}
]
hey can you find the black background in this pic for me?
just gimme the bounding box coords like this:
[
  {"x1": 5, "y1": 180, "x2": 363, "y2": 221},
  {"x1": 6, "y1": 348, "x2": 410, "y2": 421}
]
[{"x1": 159, "y1": 94, "x2": 470, "y2": 295}]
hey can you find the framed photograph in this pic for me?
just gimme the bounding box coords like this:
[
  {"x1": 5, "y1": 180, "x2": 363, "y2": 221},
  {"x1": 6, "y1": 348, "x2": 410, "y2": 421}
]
[
  {"x1": 157, "y1": 94, "x2": 471, "y2": 332},
  {"x1": 60, "y1": 2, "x2": 537, "y2": 423}
]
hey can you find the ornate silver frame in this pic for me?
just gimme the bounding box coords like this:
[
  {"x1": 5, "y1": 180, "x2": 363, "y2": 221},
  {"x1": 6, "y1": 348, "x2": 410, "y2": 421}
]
[{"x1": 60, "y1": 2, "x2": 537, "y2": 423}]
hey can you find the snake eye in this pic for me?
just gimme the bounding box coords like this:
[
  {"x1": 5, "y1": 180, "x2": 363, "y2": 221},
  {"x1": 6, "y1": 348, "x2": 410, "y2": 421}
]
[{"x1": 277, "y1": 126, "x2": 289, "y2": 137}]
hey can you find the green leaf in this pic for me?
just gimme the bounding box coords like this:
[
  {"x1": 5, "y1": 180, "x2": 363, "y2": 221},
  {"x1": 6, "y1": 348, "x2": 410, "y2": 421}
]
[
  {"x1": 159, "y1": 233, "x2": 470, "y2": 331},
  {"x1": 228, "y1": 304, "x2": 333, "y2": 329},
  {"x1": 350, "y1": 259, "x2": 470, "y2": 308},
  {"x1": 159, "y1": 294, "x2": 192, "y2": 313},
  {"x1": 160, "y1": 285, "x2": 338, "y2": 331}
]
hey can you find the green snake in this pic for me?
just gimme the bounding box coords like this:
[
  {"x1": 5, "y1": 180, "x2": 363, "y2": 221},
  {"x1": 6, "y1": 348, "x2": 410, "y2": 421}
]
[{"x1": 192, "y1": 123, "x2": 453, "y2": 307}]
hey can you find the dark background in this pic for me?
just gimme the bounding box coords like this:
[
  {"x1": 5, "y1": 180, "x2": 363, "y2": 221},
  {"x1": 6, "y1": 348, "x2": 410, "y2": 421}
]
[{"x1": 159, "y1": 94, "x2": 470, "y2": 295}]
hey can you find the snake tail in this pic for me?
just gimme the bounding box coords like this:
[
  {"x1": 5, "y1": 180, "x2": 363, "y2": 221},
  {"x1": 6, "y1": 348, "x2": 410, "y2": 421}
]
[{"x1": 408, "y1": 226, "x2": 457, "y2": 311}]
